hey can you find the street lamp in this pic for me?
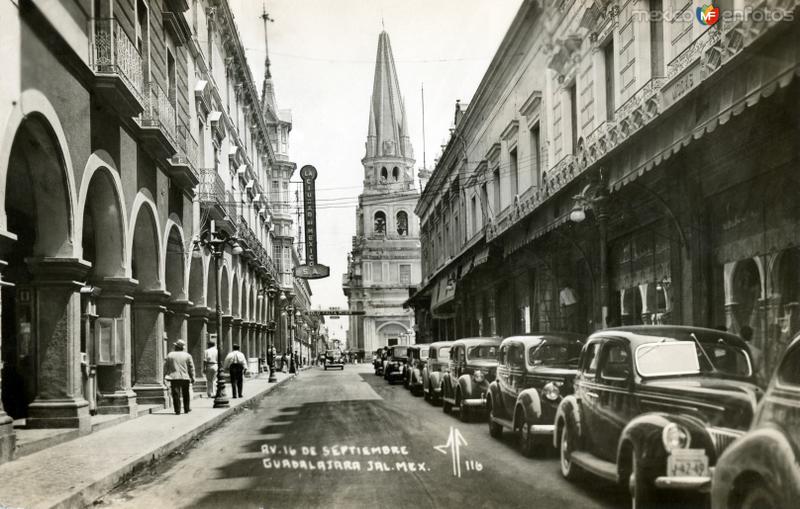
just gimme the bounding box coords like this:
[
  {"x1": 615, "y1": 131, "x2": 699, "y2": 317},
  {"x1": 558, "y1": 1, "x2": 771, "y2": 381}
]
[
  {"x1": 194, "y1": 221, "x2": 242, "y2": 409},
  {"x1": 266, "y1": 285, "x2": 278, "y2": 382}
]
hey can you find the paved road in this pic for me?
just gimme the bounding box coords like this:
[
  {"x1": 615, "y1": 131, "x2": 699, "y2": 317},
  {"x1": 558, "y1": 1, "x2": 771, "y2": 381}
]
[{"x1": 97, "y1": 365, "x2": 627, "y2": 509}]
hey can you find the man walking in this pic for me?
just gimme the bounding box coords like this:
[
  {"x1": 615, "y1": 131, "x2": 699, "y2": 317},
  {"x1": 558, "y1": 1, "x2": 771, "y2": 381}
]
[
  {"x1": 204, "y1": 340, "x2": 218, "y2": 398},
  {"x1": 163, "y1": 340, "x2": 195, "y2": 415},
  {"x1": 224, "y1": 344, "x2": 247, "y2": 398}
]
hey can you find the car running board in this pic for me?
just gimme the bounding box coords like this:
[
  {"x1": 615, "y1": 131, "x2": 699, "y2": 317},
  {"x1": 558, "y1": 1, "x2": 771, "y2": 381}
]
[
  {"x1": 491, "y1": 415, "x2": 514, "y2": 430},
  {"x1": 570, "y1": 451, "x2": 619, "y2": 482}
]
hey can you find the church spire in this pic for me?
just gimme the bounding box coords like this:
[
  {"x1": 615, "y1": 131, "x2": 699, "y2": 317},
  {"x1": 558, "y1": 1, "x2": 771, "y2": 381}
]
[
  {"x1": 365, "y1": 30, "x2": 413, "y2": 161},
  {"x1": 260, "y1": 2, "x2": 277, "y2": 114}
]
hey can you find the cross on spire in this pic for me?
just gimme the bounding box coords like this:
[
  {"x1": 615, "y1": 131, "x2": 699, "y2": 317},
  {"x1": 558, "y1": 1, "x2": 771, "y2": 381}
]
[{"x1": 260, "y1": 1, "x2": 274, "y2": 78}]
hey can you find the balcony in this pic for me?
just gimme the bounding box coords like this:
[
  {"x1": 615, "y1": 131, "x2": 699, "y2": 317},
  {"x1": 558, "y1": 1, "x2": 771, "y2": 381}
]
[
  {"x1": 138, "y1": 81, "x2": 178, "y2": 160},
  {"x1": 89, "y1": 18, "x2": 145, "y2": 117},
  {"x1": 167, "y1": 122, "x2": 200, "y2": 192},
  {"x1": 198, "y1": 169, "x2": 235, "y2": 231}
]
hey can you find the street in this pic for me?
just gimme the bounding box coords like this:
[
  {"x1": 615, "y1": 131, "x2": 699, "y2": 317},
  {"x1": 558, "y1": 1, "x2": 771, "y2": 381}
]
[{"x1": 96, "y1": 365, "x2": 626, "y2": 508}]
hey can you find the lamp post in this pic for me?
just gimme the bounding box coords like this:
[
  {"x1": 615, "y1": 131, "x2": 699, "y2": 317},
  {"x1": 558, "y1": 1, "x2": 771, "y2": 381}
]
[
  {"x1": 193, "y1": 221, "x2": 243, "y2": 408},
  {"x1": 280, "y1": 293, "x2": 298, "y2": 373},
  {"x1": 568, "y1": 172, "x2": 610, "y2": 328},
  {"x1": 266, "y1": 285, "x2": 278, "y2": 382}
]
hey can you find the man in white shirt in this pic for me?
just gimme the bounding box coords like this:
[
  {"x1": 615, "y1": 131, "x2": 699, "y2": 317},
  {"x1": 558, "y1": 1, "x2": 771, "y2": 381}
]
[
  {"x1": 204, "y1": 340, "x2": 218, "y2": 398},
  {"x1": 223, "y1": 344, "x2": 248, "y2": 398}
]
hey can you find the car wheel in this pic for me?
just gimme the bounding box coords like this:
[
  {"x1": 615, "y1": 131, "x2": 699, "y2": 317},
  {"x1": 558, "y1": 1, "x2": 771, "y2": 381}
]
[
  {"x1": 442, "y1": 385, "x2": 452, "y2": 414},
  {"x1": 559, "y1": 422, "x2": 582, "y2": 481},
  {"x1": 458, "y1": 394, "x2": 470, "y2": 423},
  {"x1": 423, "y1": 386, "x2": 430, "y2": 401},
  {"x1": 629, "y1": 447, "x2": 656, "y2": 509},
  {"x1": 519, "y1": 422, "x2": 535, "y2": 458},
  {"x1": 739, "y1": 481, "x2": 779, "y2": 509}
]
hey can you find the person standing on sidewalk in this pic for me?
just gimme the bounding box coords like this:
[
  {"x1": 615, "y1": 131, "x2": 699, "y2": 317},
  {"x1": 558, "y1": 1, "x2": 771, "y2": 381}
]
[
  {"x1": 224, "y1": 344, "x2": 247, "y2": 398},
  {"x1": 203, "y1": 340, "x2": 218, "y2": 398},
  {"x1": 163, "y1": 340, "x2": 195, "y2": 415}
]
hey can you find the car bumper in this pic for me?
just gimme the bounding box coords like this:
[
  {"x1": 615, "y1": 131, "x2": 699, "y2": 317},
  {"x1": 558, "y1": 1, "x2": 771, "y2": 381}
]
[
  {"x1": 654, "y1": 475, "x2": 711, "y2": 492},
  {"x1": 529, "y1": 424, "x2": 555, "y2": 435},
  {"x1": 461, "y1": 397, "x2": 487, "y2": 408},
  {"x1": 386, "y1": 371, "x2": 404, "y2": 380}
]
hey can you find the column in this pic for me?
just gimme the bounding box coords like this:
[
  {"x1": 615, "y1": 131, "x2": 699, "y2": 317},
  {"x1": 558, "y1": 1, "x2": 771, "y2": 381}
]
[
  {"x1": 0, "y1": 259, "x2": 16, "y2": 462},
  {"x1": 165, "y1": 300, "x2": 190, "y2": 345},
  {"x1": 187, "y1": 306, "x2": 209, "y2": 394},
  {"x1": 131, "y1": 290, "x2": 169, "y2": 406},
  {"x1": 221, "y1": 315, "x2": 233, "y2": 354},
  {"x1": 231, "y1": 317, "x2": 242, "y2": 352},
  {"x1": 25, "y1": 258, "x2": 92, "y2": 431},
  {"x1": 94, "y1": 277, "x2": 137, "y2": 416}
]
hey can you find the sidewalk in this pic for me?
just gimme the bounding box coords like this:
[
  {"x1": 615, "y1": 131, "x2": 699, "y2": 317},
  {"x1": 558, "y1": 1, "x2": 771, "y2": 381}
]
[{"x1": 0, "y1": 371, "x2": 298, "y2": 509}]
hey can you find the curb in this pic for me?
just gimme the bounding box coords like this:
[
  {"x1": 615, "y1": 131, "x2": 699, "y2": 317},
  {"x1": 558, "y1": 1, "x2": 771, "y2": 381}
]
[{"x1": 50, "y1": 374, "x2": 296, "y2": 509}]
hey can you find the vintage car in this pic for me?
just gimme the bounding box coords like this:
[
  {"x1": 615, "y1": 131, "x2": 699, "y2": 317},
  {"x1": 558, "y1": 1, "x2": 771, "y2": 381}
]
[
  {"x1": 373, "y1": 348, "x2": 388, "y2": 376},
  {"x1": 422, "y1": 341, "x2": 451, "y2": 404},
  {"x1": 324, "y1": 349, "x2": 344, "y2": 370},
  {"x1": 711, "y1": 331, "x2": 800, "y2": 509},
  {"x1": 403, "y1": 345, "x2": 430, "y2": 395},
  {"x1": 555, "y1": 326, "x2": 761, "y2": 508},
  {"x1": 486, "y1": 332, "x2": 586, "y2": 456},
  {"x1": 441, "y1": 337, "x2": 502, "y2": 421},
  {"x1": 383, "y1": 345, "x2": 408, "y2": 384}
]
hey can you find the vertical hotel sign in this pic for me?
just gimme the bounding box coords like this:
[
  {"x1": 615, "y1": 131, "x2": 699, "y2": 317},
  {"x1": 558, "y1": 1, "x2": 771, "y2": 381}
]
[{"x1": 293, "y1": 165, "x2": 330, "y2": 279}]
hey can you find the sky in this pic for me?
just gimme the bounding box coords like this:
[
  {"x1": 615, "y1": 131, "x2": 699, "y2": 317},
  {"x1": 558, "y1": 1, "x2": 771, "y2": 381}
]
[{"x1": 229, "y1": 0, "x2": 523, "y2": 335}]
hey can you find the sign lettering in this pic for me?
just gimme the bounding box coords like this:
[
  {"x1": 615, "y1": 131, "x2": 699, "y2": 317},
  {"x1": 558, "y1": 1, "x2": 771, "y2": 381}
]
[{"x1": 295, "y1": 165, "x2": 330, "y2": 280}]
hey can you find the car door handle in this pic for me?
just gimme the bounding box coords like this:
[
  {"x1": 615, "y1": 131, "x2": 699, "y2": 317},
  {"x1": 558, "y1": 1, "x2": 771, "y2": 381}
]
[{"x1": 585, "y1": 391, "x2": 598, "y2": 399}]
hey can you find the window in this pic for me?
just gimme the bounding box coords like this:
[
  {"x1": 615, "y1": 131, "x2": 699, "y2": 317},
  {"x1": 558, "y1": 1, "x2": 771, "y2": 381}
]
[
  {"x1": 650, "y1": 0, "x2": 665, "y2": 77},
  {"x1": 508, "y1": 344, "x2": 524, "y2": 368},
  {"x1": 778, "y1": 344, "x2": 800, "y2": 386},
  {"x1": 481, "y1": 183, "x2": 488, "y2": 220},
  {"x1": 509, "y1": 147, "x2": 519, "y2": 198},
  {"x1": 282, "y1": 181, "x2": 289, "y2": 205},
  {"x1": 603, "y1": 40, "x2": 616, "y2": 121},
  {"x1": 530, "y1": 125, "x2": 541, "y2": 187},
  {"x1": 392, "y1": 167, "x2": 400, "y2": 181},
  {"x1": 583, "y1": 342, "x2": 600, "y2": 375},
  {"x1": 470, "y1": 196, "x2": 478, "y2": 235},
  {"x1": 493, "y1": 168, "x2": 501, "y2": 214},
  {"x1": 197, "y1": 119, "x2": 205, "y2": 166},
  {"x1": 374, "y1": 211, "x2": 386, "y2": 235},
  {"x1": 373, "y1": 261, "x2": 384, "y2": 282},
  {"x1": 136, "y1": 0, "x2": 149, "y2": 76},
  {"x1": 380, "y1": 167, "x2": 388, "y2": 183},
  {"x1": 569, "y1": 82, "x2": 578, "y2": 154},
  {"x1": 167, "y1": 49, "x2": 176, "y2": 105},
  {"x1": 600, "y1": 343, "x2": 631, "y2": 381},
  {"x1": 396, "y1": 211, "x2": 408, "y2": 236},
  {"x1": 399, "y1": 264, "x2": 411, "y2": 285}
]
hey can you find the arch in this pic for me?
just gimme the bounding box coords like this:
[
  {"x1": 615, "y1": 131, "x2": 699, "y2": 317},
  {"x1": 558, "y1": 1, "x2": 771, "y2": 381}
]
[
  {"x1": 731, "y1": 258, "x2": 762, "y2": 332},
  {"x1": 205, "y1": 256, "x2": 217, "y2": 310},
  {"x1": 77, "y1": 151, "x2": 128, "y2": 279},
  {"x1": 163, "y1": 218, "x2": 187, "y2": 301},
  {"x1": 232, "y1": 272, "x2": 241, "y2": 318},
  {"x1": 373, "y1": 210, "x2": 386, "y2": 235},
  {"x1": 396, "y1": 210, "x2": 409, "y2": 236},
  {"x1": 220, "y1": 264, "x2": 230, "y2": 314},
  {"x1": 392, "y1": 166, "x2": 400, "y2": 181},
  {"x1": 377, "y1": 321, "x2": 412, "y2": 334},
  {"x1": 128, "y1": 193, "x2": 163, "y2": 291},
  {"x1": 0, "y1": 89, "x2": 78, "y2": 257},
  {"x1": 380, "y1": 167, "x2": 388, "y2": 182}
]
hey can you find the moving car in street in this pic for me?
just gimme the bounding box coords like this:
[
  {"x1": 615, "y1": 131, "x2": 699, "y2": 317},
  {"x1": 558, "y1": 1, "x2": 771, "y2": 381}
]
[
  {"x1": 441, "y1": 337, "x2": 501, "y2": 422},
  {"x1": 711, "y1": 331, "x2": 800, "y2": 509},
  {"x1": 383, "y1": 345, "x2": 408, "y2": 384},
  {"x1": 486, "y1": 332, "x2": 585, "y2": 457},
  {"x1": 555, "y1": 326, "x2": 761, "y2": 509},
  {"x1": 324, "y1": 349, "x2": 345, "y2": 371},
  {"x1": 423, "y1": 341, "x2": 451, "y2": 404},
  {"x1": 404, "y1": 345, "x2": 430, "y2": 395}
]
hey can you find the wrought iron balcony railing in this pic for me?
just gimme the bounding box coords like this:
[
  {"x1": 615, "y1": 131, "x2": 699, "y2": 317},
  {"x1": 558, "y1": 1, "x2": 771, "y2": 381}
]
[
  {"x1": 90, "y1": 18, "x2": 145, "y2": 102},
  {"x1": 198, "y1": 168, "x2": 235, "y2": 220},
  {"x1": 141, "y1": 81, "x2": 177, "y2": 146},
  {"x1": 173, "y1": 121, "x2": 199, "y2": 169}
]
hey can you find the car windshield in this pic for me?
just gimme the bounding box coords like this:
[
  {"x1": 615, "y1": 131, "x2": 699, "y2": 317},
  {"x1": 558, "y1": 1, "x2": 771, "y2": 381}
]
[
  {"x1": 529, "y1": 342, "x2": 582, "y2": 367},
  {"x1": 438, "y1": 347, "x2": 451, "y2": 359},
  {"x1": 467, "y1": 344, "x2": 498, "y2": 360},
  {"x1": 635, "y1": 334, "x2": 752, "y2": 378},
  {"x1": 391, "y1": 346, "x2": 407, "y2": 359}
]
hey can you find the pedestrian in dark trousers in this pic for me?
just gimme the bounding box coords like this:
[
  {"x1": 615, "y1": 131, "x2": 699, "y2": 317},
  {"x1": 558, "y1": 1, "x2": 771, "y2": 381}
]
[
  {"x1": 224, "y1": 344, "x2": 247, "y2": 398},
  {"x1": 163, "y1": 339, "x2": 195, "y2": 415}
]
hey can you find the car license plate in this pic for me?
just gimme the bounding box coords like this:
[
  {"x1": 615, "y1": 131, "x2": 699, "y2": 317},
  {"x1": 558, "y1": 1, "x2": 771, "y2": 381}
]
[{"x1": 667, "y1": 449, "x2": 709, "y2": 477}]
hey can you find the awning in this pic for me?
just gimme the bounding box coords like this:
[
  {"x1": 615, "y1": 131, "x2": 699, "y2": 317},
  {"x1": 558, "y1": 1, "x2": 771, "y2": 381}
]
[
  {"x1": 431, "y1": 274, "x2": 456, "y2": 318},
  {"x1": 473, "y1": 245, "x2": 490, "y2": 266},
  {"x1": 458, "y1": 256, "x2": 475, "y2": 279},
  {"x1": 207, "y1": 110, "x2": 222, "y2": 123}
]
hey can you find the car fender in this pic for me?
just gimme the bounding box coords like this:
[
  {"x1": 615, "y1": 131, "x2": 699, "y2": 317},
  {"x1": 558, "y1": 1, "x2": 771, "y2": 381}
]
[
  {"x1": 711, "y1": 427, "x2": 800, "y2": 509},
  {"x1": 411, "y1": 367, "x2": 422, "y2": 385},
  {"x1": 487, "y1": 382, "x2": 502, "y2": 413},
  {"x1": 554, "y1": 395, "x2": 582, "y2": 448},
  {"x1": 617, "y1": 413, "x2": 707, "y2": 478},
  {"x1": 514, "y1": 388, "x2": 543, "y2": 426},
  {"x1": 457, "y1": 374, "x2": 474, "y2": 401},
  {"x1": 440, "y1": 372, "x2": 452, "y2": 398},
  {"x1": 429, "y1": 370, "x2": 442, "y2": 391}
]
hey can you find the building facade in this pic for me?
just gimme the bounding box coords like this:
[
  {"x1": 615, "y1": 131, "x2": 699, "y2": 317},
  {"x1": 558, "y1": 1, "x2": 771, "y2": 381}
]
[
  {"x1": 409, "y1": 0, "x2": 800, "y2": 377},
  {"x1": 0, "y1": 0, "x2": 300, "y2": 463},
  {"x1": 343, "y1": 31, "x2": 421, "y2": 354}
]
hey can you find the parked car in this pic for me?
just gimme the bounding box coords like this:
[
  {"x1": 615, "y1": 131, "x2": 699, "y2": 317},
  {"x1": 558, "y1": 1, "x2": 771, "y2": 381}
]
[
  {"x1": 441, "y1": 337, "x2": 501, "y2": 422},
  {"x1": 324, "y1": 349, "x2": 344, "y2": 370},
  {"x1": 383, "y1": 345, "x2": 408, "y2": 384},
  {"x1": 486, "y1": 332, "x2": 586, "y2": 457},
  {"x1": 555, "y1": 325, "x2": 761, "y2": 508},
  {"x1": 711, "y1": 331, "x2": 800, "y2": 509},
  {"x1": 373, "y1": 348, "x2": 387, "y2": 376},
  {"x1": 422, "y1": 341, "x2": 451, "y2": 404},
  {"x1": 404, "y1": 345, "x2": 430, "y2": 395}
]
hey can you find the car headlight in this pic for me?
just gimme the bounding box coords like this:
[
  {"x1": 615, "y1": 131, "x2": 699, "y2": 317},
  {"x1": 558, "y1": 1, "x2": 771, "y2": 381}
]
[
  {"x1": 662, "y1": 423, "x2": 691, "y2": 452},
  {"x1": 542, "y1": 382, "x2": 560, "y2": 401},
  {"x1": 472, "y1": 369, "x2": 485, "y2": 383}
]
